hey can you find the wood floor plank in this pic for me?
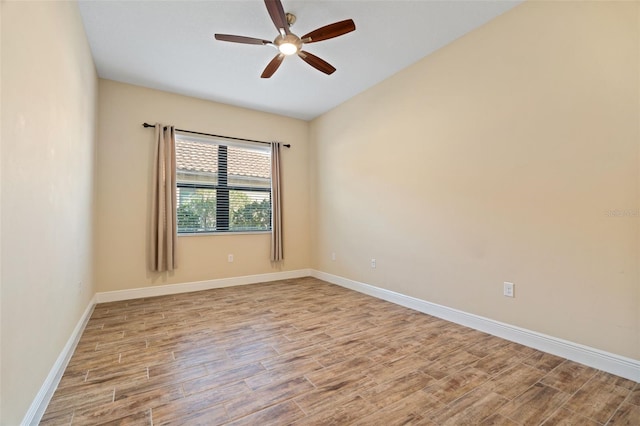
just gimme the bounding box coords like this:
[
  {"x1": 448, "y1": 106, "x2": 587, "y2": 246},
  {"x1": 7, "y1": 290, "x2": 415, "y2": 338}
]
[
  {"x1": 224, "y1": 376, "x2": 315, "y2": 420},
  {"x1": 478, "y1": 413, "x2": 520, "y2": 425},
  {"x1": 366, "y1": 353, "x2": 433, "y2": 385},
  {"x1": 293, "y1": 373, "x2": 377, "y2": 415},
  {"x1": 472, "y1": 348, "x2": 523, "y2": 377},
  {"x1": 244, "y1": 357, "x2": 323, "y2": 390},
  {"x1": 497, "y1": 382, "x2": 570, "y2": 424},
  {"x1": 541, "y1": 407, "x2": 601, "y2": 426},
  {"x1": 428, "y1": 387, "x2": 508, "y2": 425},
  {"x1": 152, "y1": 398, "x2": 228, "y2": 426},
  {"x1": 41, "y1": 277, "x2": 639, "y2": 425},
  {"x1": 539, "y1": 359, "x2": 598, "y2": 394},
  {"x1": 304, "y1": 356, "x2": 375, "y2": 387},
  {"x1": 482, "y1": 363, "x2": 546, "y2": 400},
  {"x1": 353, "y1": 390, "x2": 441, "y2": 426},
  {"x1": 607, "y1": 402, "x2": 640, "y2": 424},
  {"x1": 521, "y1": 350, "x2": 565, "y2": 373},
  {"x1": 150, "y1": 382, "x2": 247, "y2": 424},
  {"x1": 39, "y1": 410, "x2": 74, "y2": 426},
  {"x1": 225, "y1": 400, "x2": 305, "y2": 426},
  {"x1": 564, "y1": 371, "x2": 632, "y2": 423},
  {"x1": 295, "y1": 394, "x2": 376, "y2": 425},
  {"x1": 629, "y1": 384, "x2": 640, "y2": 406},
  {"x1": 98, "y1": 409, "x2": 152, "y2": 426},
  {"x1": 420, "y1": 349, "x2": 480, "y2": 380},
  {"x1": 360, "y1": 370, "x2": 435, "y2": 409},
  {"x1": 423, "y1": 366, "x2": 491, "y2": 404},
  {"x1": 72, "y1": 385, "x2": 182, "y2": 424},
  {"x1": 182, "y1": 362, "x2": 266, "y2": 396}
]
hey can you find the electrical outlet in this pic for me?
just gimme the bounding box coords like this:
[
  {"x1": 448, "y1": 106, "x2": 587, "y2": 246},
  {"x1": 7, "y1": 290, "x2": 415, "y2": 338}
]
[
  {"x1": 503, "y1": 282, "x2": 514, "y2": 298},
  {"x1": 371, "y1": 258, "x2": 376, "y2": 268},
  {"x1": 331, "y1": 252, "x2": 336, "y2": 261},
  {"x1": 228, "y1": 254, "x2": 234, "y2": 263}
]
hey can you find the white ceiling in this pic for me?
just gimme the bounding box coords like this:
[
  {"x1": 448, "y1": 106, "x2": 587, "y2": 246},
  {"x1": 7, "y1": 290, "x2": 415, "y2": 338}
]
[{"x1": 78, "y1": 0, "x2": 521, "y2": 121}]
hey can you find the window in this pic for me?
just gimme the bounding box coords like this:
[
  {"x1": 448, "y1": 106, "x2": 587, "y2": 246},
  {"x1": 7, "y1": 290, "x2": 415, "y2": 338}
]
[{"x1": 175, "y1": 133, "x2": 271, "y2": 234}]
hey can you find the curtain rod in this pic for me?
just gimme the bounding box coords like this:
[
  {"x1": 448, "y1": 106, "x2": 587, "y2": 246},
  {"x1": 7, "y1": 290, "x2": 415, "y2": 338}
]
[{"x1": 142, "y1": 123, "x2": 290, "y2": 148}]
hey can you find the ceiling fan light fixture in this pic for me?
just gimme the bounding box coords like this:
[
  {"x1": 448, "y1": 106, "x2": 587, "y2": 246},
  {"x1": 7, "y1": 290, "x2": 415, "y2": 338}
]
[
  {"x1": 275, "y1": 33, "x2": 302, "y2": 56},
  {"x1": 278, "y1": 41, "x2": 298, "y2": 55}
]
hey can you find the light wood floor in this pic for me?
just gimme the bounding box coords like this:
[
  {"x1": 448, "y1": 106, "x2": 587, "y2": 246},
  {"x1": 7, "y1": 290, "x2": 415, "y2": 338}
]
[{"x1": 42, "y1": 277, "x2": 639, "y2": 425}]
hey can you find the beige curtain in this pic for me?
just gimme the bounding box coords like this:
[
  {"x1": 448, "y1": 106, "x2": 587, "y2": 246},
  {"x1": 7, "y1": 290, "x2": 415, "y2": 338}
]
[
  {"x1": 149, "y1": 123, "x2": 177, "y2": 272},
  {"x1": 271, "y1": 142, "x2": 283, "y2": 262}
]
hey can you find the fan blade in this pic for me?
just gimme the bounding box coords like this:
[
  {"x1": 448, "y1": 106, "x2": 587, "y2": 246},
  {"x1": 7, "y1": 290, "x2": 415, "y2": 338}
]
[
  {"x1": 298, "y1": 51, "x2": 336, "y2": 75},
  {"x1": 261, "y1": 54, "x2": 285, "y2": 78},
  {"x1": 214, "y1": 34, "x2": 271, "y2": 45},
  {"x1": 301, "y1": 19, "x2": 356, "y2": 43},
  {"x1": 264, "y1": 0, "x2": 290, "y2": 34}
]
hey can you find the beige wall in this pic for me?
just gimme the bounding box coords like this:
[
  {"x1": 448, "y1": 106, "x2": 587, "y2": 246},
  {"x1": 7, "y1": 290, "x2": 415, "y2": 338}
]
[
  {"x1": 310, "y1": 0, "x2": 639, "y2": 359},
  {"x1": 95, "y1": 80, "x2": 310, "y2": 292},
  {"x1": 0, "y1": 1, "x2": 98, "y2": 424}
]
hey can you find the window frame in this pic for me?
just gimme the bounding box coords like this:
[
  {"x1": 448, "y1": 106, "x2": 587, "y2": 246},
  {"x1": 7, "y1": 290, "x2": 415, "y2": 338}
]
[{"x1": 175, "y1": 132, "x2": 272, "y2": 236}]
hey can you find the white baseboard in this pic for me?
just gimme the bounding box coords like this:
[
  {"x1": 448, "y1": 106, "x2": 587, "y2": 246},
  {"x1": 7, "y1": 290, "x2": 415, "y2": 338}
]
[
  {"x1": 95, "y1": 269, "x2": 312, "y2": 303},
  {"x1": 311, "y1": 270, "x2": 640, "y2": 383},
  {"x1": 22, "y1": 295, "x2": 96, "y2": 426}
]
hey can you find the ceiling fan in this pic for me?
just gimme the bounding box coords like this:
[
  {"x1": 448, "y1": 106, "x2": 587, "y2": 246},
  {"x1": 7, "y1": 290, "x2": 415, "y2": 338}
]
[{"x1": 214, "y1": 0, "x2": 356, "y2": 78}]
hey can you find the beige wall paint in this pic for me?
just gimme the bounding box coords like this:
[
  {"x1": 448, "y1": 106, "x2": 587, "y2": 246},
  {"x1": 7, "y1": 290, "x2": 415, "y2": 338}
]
[
  {"x1": 96, "y1": 80, "x2": 310, "y2": 292},
  {"x1": 1, "y1": 1, "x2": 98, "y2": 423},
  {"x1": 311, "y1": 1, "x2": 639, "y2": 359}
]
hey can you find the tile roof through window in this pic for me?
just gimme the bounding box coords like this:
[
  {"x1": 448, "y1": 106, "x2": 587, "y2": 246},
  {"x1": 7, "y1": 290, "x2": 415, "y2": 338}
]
[{"x1": 176, "y1": 138, "x2": 270, "y2": 179}]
